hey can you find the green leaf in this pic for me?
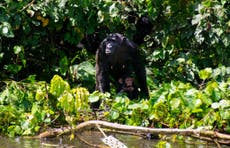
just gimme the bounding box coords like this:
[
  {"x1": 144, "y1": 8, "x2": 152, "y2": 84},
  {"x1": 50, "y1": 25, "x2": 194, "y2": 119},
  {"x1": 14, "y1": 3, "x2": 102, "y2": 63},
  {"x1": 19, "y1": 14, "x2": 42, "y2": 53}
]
[
  {"x1": 88, "y1": 94, "x2": 100, "y2": 103},
  {"x1": 185, "y1": 88, "x2": 198, "y2": 96},
  {"x1": 25, "y1": 75, "x2": 36, "y2": 83},
  {"x1": 205, "y1": 81, "x2": 219, "y2": 99},
  {"x1": 199, "y1": 68, "x2": 212, "y2": 80},
  {"x1": 109, "y1": 3, "x2": 119, "y2": 17},
  {"x1": 170, "y1": 98, "x2": 181, "y2": 110},
  {"x1": 176, "y1": 58, "x2": 185, "y2": 63},
  {"x1": 31, "y1": 103, "x2": 40, "y2": 115},
  {"x1": 58, "y1": 91, "x2": 74, "y2": 113},
  {"x1": 88, "y1": 91, "x2": 101, "y2": 103},
  {"x1": 194, "y1": 99, "x2": 202, "y2": 108},
  {"x1": 71, "y1": 87, "x2": 89, "y2": 109},
  {"x1": 13, "y1": 46, "x2": 23, "y2": 54},
  {"x1": 202, "y1": 0, "x2": 212, "y2": 7},
  {"x1": 59, "y1": 56, "x2": 69, "y2": 75},
  {"x1": 110, "y1": 110, "x2": 120, "y2": 120},
  {"x1": 220, "y1": 110, "x2": 230, "y2": 120},
  {"x1": 192, "y1": 108, "x2": 203, "y2": 113},
  {"x1": 69, "y1": 61, "x2": 95, "y2": 84},
  {"x1": 219, "y1": 100, "x2": 230, "y2": 109},
  {"x1": 194, "y1": 29, "x2": 205, "y2": 44},
  {"x1": 0, "y1": 22, "x2": 14, "y2": 38},
  {"x1": 192, "y1": 14, "x2": 202, "y2": 25},
  {"x1": 128, "y1": 102, "x2": 148, "y2": 110},
  {"x1": 77, "y1": 61, "x2": 95, "y2": 80},
  {"x1": 50, "y1": 75, "x2": 70, "y2": 98},
  {"x1": 211, "y1": 102, "x2": 219, "y2": 109},
  {"x1": 4, "y1": 64, "x2": 22, "y2": 74},
  {"x1": 97, "y1": 10, "x2": 104, "y2": 23}
]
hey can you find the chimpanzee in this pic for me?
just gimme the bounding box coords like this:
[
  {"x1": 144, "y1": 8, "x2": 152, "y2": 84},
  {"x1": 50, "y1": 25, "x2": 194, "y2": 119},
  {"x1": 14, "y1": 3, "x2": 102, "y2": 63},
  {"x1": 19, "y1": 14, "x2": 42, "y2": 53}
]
[
  {"x1": 118, "y1": 76, "x2": 138, "y2": 99},
  {"x1": 93, "y1": 33, "x2": 149, "y2": 108}
]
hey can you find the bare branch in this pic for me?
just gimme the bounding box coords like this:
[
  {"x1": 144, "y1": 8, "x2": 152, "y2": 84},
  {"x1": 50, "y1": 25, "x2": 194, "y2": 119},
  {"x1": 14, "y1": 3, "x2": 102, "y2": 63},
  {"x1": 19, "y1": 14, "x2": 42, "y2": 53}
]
[{"x1": 34, "y1": 120, "x2": 230, "y2": 146}]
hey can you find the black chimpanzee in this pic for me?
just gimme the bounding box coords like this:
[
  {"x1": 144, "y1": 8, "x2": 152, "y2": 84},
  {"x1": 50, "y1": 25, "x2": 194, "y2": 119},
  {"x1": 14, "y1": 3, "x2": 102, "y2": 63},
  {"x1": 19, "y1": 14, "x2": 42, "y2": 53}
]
[{"x1": 94, "y1": 33, "x2": 149, "y2": 108}]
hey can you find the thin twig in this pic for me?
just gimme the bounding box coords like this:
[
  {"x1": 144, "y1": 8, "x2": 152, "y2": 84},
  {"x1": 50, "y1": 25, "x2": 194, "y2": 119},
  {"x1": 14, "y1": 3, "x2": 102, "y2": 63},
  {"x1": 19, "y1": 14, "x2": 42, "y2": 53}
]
[
  {"x1": 96, "y1": 124, "x2": 107, "y2": 138},
  {"x1": 214, "y1": 139, "x2": 221, "y2": 148},
  {"x1": 20, "y1": 0, "x2": 35, "y2": 11}
]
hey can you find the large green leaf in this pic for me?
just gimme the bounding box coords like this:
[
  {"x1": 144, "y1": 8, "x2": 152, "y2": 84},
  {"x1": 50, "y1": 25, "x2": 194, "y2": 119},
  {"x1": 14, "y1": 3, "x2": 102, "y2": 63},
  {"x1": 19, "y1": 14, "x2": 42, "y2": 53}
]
[
  {"x1": 58, "y1": 91, "x2": 74, "y2": 113},
  {"x1": 170, "y1": 98, "x2": 181, "y2": 111},
  {"x1": 50, "y1": 75, "x2": 70, "y2": 98},
  {"x1": 110, "y1": 110, "x2": 120, "y2": 120},
  {"x1": 128, "y1": 102, "x2": 149, "y2": 110},
  {"x1": 199, "y1": 68, "x2": 212, "y2": 80}
]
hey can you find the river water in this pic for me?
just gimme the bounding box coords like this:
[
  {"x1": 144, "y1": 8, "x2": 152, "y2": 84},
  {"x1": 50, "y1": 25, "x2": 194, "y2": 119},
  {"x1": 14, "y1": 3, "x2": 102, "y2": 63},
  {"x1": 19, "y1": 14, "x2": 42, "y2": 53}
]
[{"x1": 0, "y1": 131, "x2": 228, "y2": 148}]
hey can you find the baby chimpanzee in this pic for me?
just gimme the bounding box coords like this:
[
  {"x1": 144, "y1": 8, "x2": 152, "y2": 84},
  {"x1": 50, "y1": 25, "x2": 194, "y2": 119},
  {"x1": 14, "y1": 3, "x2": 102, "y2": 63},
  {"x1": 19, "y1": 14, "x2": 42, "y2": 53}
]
[{"x1": 118, "y1": 76, "x2": 138, "y2": 99}]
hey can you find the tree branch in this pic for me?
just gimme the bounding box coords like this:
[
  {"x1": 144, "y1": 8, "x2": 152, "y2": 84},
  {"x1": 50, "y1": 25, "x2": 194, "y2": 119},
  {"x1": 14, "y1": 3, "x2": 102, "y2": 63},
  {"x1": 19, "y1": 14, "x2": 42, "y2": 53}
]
[{"x1": 35, "y1": 120, "x2": 230, "y2": 146}]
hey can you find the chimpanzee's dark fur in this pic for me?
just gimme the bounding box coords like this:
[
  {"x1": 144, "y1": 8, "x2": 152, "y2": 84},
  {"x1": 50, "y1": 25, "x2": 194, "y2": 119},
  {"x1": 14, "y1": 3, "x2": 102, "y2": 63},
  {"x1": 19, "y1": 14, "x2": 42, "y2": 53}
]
[{"x1": 93, "y1": 33, "x2": 149, "y2": 108}]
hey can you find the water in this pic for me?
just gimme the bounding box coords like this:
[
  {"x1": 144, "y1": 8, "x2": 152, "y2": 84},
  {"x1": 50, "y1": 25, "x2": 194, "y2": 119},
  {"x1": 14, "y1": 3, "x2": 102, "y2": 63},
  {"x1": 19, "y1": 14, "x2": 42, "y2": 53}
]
[{"x1": 0, "y1": 131, "x2": 228, "y2": 148}]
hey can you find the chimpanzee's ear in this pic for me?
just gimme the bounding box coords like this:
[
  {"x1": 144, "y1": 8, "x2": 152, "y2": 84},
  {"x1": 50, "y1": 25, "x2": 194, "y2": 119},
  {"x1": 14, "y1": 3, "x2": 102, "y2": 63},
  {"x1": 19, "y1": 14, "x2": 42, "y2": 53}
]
[
  {"x1": 111, "y1": 33, "x2": 123, "y2": 44},
  {"x1": 122, "y1": 37, "x2": 137, "y2": 49}
]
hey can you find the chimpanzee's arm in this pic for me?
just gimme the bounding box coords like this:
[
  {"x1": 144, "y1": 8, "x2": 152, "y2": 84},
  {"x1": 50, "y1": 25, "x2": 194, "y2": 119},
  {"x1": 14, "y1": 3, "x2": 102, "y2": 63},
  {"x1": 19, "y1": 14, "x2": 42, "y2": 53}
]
[
  {"x1": 92, "y1": 50, "x2": 111, "y2": 110},
  {"x1": 95, "y1": 50, "x2": 110, "y2": 93}
]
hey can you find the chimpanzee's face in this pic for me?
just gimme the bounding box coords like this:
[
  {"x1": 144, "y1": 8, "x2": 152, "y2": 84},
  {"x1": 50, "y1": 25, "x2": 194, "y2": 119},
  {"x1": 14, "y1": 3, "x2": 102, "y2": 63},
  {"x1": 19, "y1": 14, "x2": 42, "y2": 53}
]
[
  {"x1": 125, "y1": 77, "x2": 134, "y2": 87},
  {"x1": 104, "y1": 34, "x2": 122, "y2": 55}
]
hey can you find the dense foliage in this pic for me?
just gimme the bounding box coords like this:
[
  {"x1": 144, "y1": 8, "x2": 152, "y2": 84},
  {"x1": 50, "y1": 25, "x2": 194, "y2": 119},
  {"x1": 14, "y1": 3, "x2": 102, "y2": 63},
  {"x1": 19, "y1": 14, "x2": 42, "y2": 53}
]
[
  {"x1": 0, "y1": 74, "x2": 229, "y2": 137},
  {"x1": 0, "y1": 0, "x2": 230, "y2": 138}
]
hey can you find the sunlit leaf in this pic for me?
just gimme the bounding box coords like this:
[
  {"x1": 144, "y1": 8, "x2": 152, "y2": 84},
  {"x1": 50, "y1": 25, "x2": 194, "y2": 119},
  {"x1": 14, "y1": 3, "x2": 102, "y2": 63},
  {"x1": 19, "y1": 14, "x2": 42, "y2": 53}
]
[
  {"x1": 211, "y1": 102, "x2": 219, "y2": 109},
  {"x1": 58, "y1": 91, "x2": 74, "y2": 113},
  {"x1": 0, "y1": 22, "x2": 14, "y2": 38},
  {"x1": 13, "y1": 46, "x2": 23, "y2": 54},
  {"x1": 199, "y1": 68, "x2": 212, "y2": 80},
  {"x1": 88, "y1": 91, "x2": 100, "y2": 103},
  {"x1": 176, "y1": 58, "x2": 185, "y2": 63},
  {"x1": 185, "y1": 88, "x2": 198, "y2": 96},
  {"x1": 72, "y1": 87, "x2": 89, "y2": 109},
  {"x1": 194, "y1": 29, "x2": 205, "y2": 44},
  {"x1": 110, "y1": 110, "x2": 120, "y2": 120},
  {"x1": 109, "y1": 3, "x2": 119, "y2": 17},
  {"x1": 202, "y1": 0, "x2": 212, "y2": 7},
  {"x1": 192, "y1": 14, "x2": 202, "y2": 25},
  {"x1": 219, "y1": 100, "x2": 230, "y2": 108},
  {"x1": 170, "y1": 98, "x2": 181, "y2": 110},
  {"x1": 128, "y1": 103, "x2": 148, "y2": 110},
  {"x1": 194, "y1": 99, "x2": 202, "y2": 108},
  {"x1": 205, "y1": 81, "x2": 219, "y2": 97},
  {"x1": 31, "y1": 103, "x2": 39, "y2": 115},
  {"x1": 220, "y1": 110, "x2": 230, "y2": 120},
  {"x1": 192, "y1": 108, "x2": 203, "y2": 113},
  {"x1": 97, "y1": 10, "x2": 104, "y2": 23},
  {"x1": 50, "y1": 75, "x2": 70, "y2": 98}
]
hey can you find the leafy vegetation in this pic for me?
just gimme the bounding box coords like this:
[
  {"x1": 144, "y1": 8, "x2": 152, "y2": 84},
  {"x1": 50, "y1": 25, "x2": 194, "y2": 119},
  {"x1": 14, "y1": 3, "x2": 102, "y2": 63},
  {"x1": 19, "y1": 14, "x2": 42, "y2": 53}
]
[
  {"x1": 0, "y1": 0, "x2": 229, "y2": 138},
  {"x1": 0, "y1": 71, "x2": 229, "y2": 137}
]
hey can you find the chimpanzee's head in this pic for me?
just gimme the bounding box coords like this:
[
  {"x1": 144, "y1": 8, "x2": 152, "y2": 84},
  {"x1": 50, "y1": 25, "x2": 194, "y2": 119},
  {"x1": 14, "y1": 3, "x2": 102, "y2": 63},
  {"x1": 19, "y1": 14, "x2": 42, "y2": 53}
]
[{"x1": 103, "y1": 33, "x2": 124, "y2": 55}]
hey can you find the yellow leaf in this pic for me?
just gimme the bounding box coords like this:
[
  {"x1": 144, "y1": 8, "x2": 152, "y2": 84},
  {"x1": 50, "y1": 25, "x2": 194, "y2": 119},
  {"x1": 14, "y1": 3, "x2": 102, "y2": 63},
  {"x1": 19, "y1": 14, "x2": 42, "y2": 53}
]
[
  {"x1": 36, "y1": 15, "x2": 42, "y2": 20},
  {"x1": 42, "y1": 18, "x2": 49, "y2": 27}
]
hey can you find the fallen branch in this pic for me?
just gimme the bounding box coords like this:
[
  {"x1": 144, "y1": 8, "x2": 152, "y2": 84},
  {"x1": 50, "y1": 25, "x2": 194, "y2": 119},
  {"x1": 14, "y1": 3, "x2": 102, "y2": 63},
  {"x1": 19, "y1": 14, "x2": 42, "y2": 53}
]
[{"x1": 35, "y1": 120, "x2": 230, "y2": 145}]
